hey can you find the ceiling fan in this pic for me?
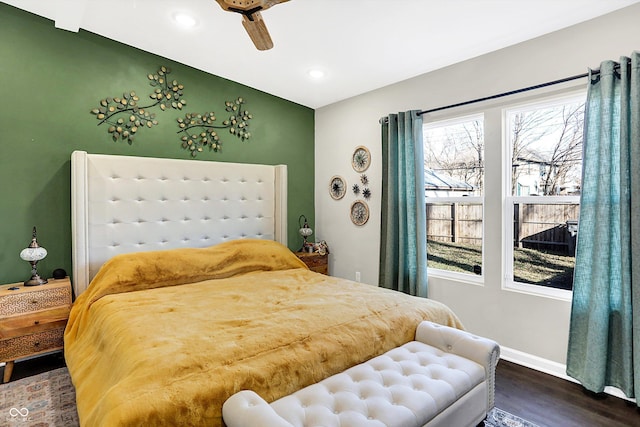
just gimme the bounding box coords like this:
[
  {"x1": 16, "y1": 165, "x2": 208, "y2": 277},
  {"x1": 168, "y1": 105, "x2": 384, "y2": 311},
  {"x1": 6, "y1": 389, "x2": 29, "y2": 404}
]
[{"x1": 215, "y1": 0, "x2": 290, "y2": 51}]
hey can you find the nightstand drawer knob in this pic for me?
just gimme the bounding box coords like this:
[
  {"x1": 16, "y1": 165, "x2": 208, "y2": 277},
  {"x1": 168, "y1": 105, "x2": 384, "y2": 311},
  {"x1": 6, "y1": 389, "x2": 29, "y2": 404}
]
[
  {"x1": 30, "y1": 300, "x2": 38, "y2": 304},
  {"x1": 34, "y1": 320, "x2": 40, "y2": 325},
  {"x1": 34, "y1": 342, "x2": 40, "y2": 347}
]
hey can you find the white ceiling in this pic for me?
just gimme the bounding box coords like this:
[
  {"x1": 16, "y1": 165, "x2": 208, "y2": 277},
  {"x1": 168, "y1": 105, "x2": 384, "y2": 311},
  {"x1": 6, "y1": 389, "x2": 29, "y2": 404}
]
[{"x1": 4, "y1": 0, "x2": 640, "y2": 109}]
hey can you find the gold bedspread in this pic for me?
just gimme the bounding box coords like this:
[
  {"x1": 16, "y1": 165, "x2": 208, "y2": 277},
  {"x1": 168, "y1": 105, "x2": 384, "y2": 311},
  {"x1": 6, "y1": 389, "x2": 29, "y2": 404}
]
[{"x1": 64, "y1": 239, "x2": 462, "y2": 426}]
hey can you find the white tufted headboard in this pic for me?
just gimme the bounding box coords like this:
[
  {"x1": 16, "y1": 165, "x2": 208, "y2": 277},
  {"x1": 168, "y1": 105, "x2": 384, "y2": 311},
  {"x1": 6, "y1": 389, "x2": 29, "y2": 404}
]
[{"x1": 71, "y1": 151, "x2": 287, "y2": 297}]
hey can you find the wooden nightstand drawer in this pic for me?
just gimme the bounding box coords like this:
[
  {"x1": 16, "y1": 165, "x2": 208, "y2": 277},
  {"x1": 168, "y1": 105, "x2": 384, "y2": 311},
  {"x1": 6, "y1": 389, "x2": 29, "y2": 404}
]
[
  {"x1": 295, "y1": 252, "x2": 329, "y2": 275},
  {"x1": 0, "y1": 281, "x2": 72, "y2": 316},
  {"x1": 0, "y1": 306, "x2": 70, "y2": 339},
  {"x1": 0, "y1": 327, "x2": 65, "y2": 360}
]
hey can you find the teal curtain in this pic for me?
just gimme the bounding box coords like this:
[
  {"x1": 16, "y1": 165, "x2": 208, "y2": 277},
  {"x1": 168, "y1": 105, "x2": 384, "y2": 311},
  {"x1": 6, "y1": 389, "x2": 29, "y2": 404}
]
[
  {"x1": 379, "y1": 111, "x2": 428, "y2": 297},
  {"x1": 567, "y1": 52, "x2": 640, "y2": 401}
]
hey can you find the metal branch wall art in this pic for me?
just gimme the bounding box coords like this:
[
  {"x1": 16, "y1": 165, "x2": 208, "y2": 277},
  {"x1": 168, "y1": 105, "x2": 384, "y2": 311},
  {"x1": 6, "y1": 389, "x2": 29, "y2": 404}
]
[
  {"x1": 90, "y1": 66, "x2": 186, "y2": 144},
  {"x1": 90, "y1": 66, "x2": 253, "y2": 157},
  {"x1": 176, "y1": 97, "x2": 252, "y2": 157}
]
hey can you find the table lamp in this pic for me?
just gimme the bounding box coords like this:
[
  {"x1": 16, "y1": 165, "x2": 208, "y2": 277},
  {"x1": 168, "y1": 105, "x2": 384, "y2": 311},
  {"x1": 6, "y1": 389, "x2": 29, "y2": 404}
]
[
  {"x1": 298, "y1": 215, "x2": 313, "y2": 252},
  {"x1": 19, "y1": 226, "x2": 48, "y2": 286}
]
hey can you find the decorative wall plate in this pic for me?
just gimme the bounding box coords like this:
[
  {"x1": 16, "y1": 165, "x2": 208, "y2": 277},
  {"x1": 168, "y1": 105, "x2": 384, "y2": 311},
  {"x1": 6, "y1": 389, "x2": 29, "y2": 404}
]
[
  {"x1": 329, "y1": 175, "x2": 346, "y2": 200},
  {"x1": 350, "y1": 200, "x2": 369, "y2": 226},
  {"x1": 351, "y1": 146, "x2": 371, "y2": 172}
]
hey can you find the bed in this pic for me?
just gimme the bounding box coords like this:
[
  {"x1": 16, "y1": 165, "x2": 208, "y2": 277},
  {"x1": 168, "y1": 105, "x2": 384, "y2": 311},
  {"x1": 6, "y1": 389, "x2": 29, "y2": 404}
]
[{"x1": 65, "y1": 151, "x2": 462, "y2": 427}]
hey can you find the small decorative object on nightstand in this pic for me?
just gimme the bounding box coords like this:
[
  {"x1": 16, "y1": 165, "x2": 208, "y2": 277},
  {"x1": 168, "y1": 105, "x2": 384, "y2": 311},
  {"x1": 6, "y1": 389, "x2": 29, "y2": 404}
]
[
  {"x1": 0, "y1": 277, "x2": 72, "y2": 383},
  {"x1": 19, "y1": 226, "x2": 48, "y2": 286},
  {"x1": 295, "y1": 251, "x2": 329, "y2": 275}
]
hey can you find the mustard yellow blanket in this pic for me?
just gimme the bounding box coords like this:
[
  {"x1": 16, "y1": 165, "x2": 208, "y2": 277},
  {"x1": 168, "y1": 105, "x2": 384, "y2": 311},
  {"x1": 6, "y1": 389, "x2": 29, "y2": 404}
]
[{"x1": 64, "y1": 239, "x2": 462, "y2": 427}]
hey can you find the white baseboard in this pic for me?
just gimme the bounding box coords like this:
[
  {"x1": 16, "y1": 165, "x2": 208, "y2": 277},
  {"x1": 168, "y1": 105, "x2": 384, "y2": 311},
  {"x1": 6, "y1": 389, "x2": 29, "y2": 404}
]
[{"x1": 500, "y1": 345, "x2": 635, "y2": 403}]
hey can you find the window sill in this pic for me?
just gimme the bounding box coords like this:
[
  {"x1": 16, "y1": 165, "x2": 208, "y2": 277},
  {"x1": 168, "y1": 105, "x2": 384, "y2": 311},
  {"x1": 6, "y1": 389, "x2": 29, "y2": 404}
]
[
  {"x1": 428, "y1": 268, "x2": 484, "y2": 286},
  {"x1": 504, "y1": 280, "x2": 572, "y2": 302}
]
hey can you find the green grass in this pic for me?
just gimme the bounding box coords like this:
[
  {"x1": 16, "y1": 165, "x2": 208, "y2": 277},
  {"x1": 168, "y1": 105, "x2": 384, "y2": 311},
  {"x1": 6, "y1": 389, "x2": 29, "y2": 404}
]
[{"x1": 427, "y1": 240, "x2": 575, "y2": 290}]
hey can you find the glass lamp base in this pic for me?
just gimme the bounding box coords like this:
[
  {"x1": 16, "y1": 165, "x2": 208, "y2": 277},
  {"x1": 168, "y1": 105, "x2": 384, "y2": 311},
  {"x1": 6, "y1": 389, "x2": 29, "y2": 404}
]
[
  {"x1": 24, "y1": 274, "x2": 48, "y2": 286},
  {"x1": 299, "y1": 241, "x2": 314, "y2": 253}
]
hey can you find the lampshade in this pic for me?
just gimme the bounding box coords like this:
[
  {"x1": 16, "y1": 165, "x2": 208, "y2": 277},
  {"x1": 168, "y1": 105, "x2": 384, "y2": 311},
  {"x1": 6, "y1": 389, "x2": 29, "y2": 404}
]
[
  {"x1": 20, "y1": 246, "x2": 47, "y2": 262},
  {"x1": 299, "y1": 225, "x2": 313, "y2": 238},
  {"x1": 20, "y1": 226, "x2": 48, "y2": 286}
]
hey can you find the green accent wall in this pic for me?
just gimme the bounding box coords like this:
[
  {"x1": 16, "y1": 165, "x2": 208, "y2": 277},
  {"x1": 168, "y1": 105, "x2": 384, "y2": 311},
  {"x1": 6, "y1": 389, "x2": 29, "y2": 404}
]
[{"x1": 0, "y1": 4, "x2": 314, "y2": 286}]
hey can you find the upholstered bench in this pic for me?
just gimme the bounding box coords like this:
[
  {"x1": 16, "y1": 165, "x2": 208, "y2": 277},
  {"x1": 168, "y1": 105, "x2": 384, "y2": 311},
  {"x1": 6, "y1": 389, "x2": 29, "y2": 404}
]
[{"x1": 223, "y1": 321, "x2": 500, "y2": 427}]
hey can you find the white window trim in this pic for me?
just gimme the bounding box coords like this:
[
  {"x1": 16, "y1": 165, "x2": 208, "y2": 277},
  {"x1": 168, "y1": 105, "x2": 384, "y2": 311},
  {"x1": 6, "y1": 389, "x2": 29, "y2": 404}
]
[
  {"x1": 428, "y1": 268, "x2": 485, "y2": 285},
  {"x1": 423, "y1": 113, "x2": 484, "y2": 131},
  {"x1": 426, "y1": 196, "x2": 483, "y2": 203}
]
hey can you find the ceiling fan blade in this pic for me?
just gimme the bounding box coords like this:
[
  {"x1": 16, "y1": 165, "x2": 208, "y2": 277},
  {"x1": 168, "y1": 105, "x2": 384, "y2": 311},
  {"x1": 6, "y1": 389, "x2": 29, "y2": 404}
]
[
  {"x1": 241, "y1": 12, "x2": 274, "y2": 51},
  {"x1": 215, "y1": 0, "x2": 289, "y2": 50}
]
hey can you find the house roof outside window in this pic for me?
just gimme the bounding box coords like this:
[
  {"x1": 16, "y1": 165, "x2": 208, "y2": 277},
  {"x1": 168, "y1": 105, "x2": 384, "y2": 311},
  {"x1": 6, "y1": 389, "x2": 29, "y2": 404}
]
[{"x1": 425, "y1": 168, "x2": 474, "y2": 197}]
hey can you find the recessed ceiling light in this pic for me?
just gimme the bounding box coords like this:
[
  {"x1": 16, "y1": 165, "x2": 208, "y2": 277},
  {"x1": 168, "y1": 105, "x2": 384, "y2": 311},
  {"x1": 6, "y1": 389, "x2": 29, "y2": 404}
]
[
  {"x1": 173, "y1": 12, "x2": 197, "y2": 28},
  {"x1": 308, "y1": 69, "x2": 326, "y2": 79}
]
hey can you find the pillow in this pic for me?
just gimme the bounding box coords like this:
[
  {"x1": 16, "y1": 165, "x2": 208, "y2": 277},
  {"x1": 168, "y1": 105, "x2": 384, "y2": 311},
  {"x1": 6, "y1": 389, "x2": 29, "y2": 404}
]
[{"x1": 85, "y1": 238, "x2": 308, "y2": 306}]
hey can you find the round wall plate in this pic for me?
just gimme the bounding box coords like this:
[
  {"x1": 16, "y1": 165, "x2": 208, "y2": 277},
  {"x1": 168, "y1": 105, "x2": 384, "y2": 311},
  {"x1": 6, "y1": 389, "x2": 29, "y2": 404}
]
[
  {"x1": 329, "y1": 175, "x2": 346, "y2": 200},
  {"x1": 351, "y1": 146, "x2": 371, "y2": 172},
  {"x1": 350, "y1": 200, "x2": 369, "y2": 226}
]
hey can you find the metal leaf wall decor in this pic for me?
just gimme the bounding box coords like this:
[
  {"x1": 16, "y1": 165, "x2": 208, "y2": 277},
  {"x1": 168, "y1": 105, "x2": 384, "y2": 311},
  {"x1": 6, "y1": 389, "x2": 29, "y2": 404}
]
[
  {"x1": 90, "y1": 66, "x2": 253, "y2": 157},
  {"x1": 176, "y1": 97, "x2": 252, "y2": 157},
  {"x1": 90, "y1": 66, "x2": 186, "y2": 144}
]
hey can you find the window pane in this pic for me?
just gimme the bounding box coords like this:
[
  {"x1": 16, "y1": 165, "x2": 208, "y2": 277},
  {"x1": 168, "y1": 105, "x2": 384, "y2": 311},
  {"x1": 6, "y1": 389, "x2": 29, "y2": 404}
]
[
  {"x1": 510, "y1": 100, "x2": 584, "y2": 196},
  {"x1": 424, "y1": 116, "x2": 484, "y2": 275},
  {"x1": 506, "y1": 95, "x2": 584, "y2": 292},
  {"x1": 512, "y1": 202, "x2": 578, "y2": 290},
  {"x1": 427, "y1": 202, "x2": 483, "y2": 275},
  {"x1": 424, "y1": 116, "x2": 484, "y2": 196}
]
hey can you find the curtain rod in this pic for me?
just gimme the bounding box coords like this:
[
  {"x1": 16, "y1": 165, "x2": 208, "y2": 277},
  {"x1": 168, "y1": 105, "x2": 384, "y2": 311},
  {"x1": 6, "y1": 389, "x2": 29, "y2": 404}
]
[{"x1": 416, "y1": 72, "x2": 591, "y2": 116}]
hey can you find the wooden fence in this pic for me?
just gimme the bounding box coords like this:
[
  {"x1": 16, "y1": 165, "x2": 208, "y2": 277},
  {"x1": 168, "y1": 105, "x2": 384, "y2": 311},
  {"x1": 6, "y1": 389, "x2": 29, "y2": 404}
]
[
  {"x1": 426, "y1": 202, "x2": 580, "y2": 254},
  {"x1": 426, "y1": 203, "x2": 483, "y2": 245}
]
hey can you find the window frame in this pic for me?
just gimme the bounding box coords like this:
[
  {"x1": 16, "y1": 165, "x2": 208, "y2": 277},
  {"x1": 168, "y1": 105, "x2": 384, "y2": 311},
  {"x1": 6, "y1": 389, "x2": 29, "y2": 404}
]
[
  {"x1": 502, "y1": 91, "x2": 586, "y2": 301},
  {"x1": 423, "y1": 113, "x2": 485, "y2": 284}
]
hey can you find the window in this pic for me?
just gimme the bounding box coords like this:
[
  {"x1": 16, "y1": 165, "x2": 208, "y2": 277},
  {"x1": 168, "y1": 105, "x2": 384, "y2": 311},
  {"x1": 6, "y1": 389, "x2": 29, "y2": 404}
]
[
  {"x1": 423, "y1": 114, "x2": 484, "y2": 279},
  {"x1": 504, "y1": 93, "x2": 585, "y2": 298}
]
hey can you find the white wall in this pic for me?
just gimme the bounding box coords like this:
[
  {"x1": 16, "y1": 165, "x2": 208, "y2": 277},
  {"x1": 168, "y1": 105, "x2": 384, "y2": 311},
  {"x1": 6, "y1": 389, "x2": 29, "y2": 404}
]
[{"x1": 315, "y1": 4, "x2": 640, "y2": 368}]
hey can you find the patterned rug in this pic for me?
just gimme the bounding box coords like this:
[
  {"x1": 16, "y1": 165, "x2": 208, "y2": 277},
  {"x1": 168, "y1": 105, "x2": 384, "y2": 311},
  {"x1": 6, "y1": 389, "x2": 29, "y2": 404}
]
[
  {"x1": 1, "y1": 367, "x2": 78, "y2": 426},
  {"x1": 1, "y1": 367, "x2": 539, "y2": 427},
  {"x1": 485, "y1": 407, "x2": 541, "y2": 427}
]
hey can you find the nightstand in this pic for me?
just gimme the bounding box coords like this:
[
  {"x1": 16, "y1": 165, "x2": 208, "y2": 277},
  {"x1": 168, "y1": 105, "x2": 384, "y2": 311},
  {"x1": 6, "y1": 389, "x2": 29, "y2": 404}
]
[
  {"x1": 295, "y1": 252, "x2": 329, "y2": 275},
  {"x1": 0, "y1": 277, "x2": 72, "y2": 383}
]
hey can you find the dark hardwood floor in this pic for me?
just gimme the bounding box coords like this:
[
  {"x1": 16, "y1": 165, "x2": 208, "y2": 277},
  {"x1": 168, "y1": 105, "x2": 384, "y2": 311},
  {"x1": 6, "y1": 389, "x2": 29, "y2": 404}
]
[
  {"x1": 3, "y1": 355, "x2": 640, "y2": 426},
  {"x1": 496, "y1": 359, "x2": 640, "y2": 427}
]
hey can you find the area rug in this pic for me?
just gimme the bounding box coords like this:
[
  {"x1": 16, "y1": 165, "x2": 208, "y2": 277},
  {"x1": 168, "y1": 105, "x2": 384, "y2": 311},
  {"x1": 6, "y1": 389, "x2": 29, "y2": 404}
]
[
  {"x1": 485, "y1": 407, "x2": 541, "y2": 427},
  {"x1": 1, "y1": 367, "x2": 539, "y2": 427},
  {"x1": 0, "y1": 367, "x2": 78, "y2": 426}
]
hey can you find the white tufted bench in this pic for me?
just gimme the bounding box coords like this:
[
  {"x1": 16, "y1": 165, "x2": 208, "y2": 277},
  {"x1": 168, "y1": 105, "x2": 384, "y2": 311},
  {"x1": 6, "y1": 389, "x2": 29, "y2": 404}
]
[{"x1": 223, "y1": 321, "x2": 500, "y2": 427}]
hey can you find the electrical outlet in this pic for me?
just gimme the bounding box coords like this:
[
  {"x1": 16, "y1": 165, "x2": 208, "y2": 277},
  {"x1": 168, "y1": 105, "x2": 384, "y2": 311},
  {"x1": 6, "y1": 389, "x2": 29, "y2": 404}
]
[{"x1": 355, "y1": 271, "x2": 361, "y2": 282}]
